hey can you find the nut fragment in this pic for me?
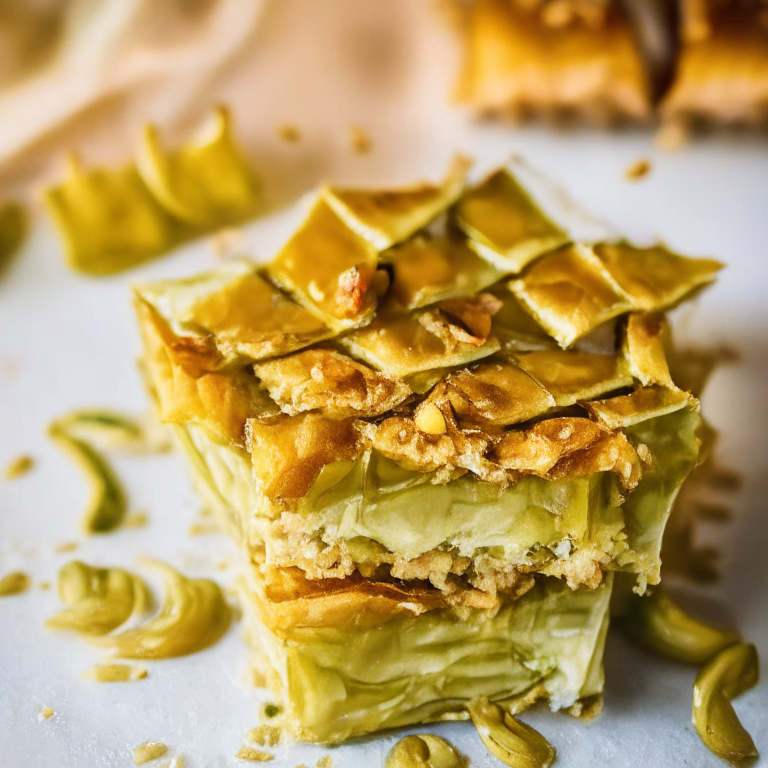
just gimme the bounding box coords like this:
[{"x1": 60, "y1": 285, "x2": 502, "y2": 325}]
[
  {"x1": 468, "y1": 698, "x2": 555, "y2": 768},
  {"x1": 693, "y1": 643, "x2": 760, "y2": 764},
  {"x1": 414, "y1": 402, "x2": 447, "y2": 435},
  {"x1": 385, "y1": 734, "x2": 466, "y2": 768},
  {"x1": 0, "y1": 571, "x2": 30, "y2": 597},
  {"x1": 621, "y1": 587, "x2": 741, "y2": 664},
  {"x1": 133, "y1": 741, "x2": 168, "y2": 765}
]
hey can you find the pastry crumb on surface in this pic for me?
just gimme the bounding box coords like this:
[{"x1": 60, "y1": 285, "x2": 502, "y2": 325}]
[
  {"x1": 4, "y1": 454, "x2": 34, "y2": 480},
  {"x1": 0, "y1": 571, "x2": 31, "y2": 596},
  {"x1": 133, "y1": 740, "x2": 168, "y2": 765},
  {"x1": 317, "y1": 757, "x2": 333, "y2": 768},
  {"x1": 54, "y1": 542, "x2": 79, "y2": 553},
  {"x1": 83, "y1": 664, "x2": 148, "y2": 682},
  {"x1": 277, "y1": 124, "x2": 301, "y2": 143},
  {"x1": 39, "y1": 581, "x2": 51, "y2": 591},
  {"x1": 40, "y1": 707, "x2": 54, "y2": 720},
  {"x1": 246, "y1": 725, "x2": 280, "y2": 747},
  {"x1": 624, "y1": 159, "x2": 651, "y2": 181},
  {"x1": 125, "y1": 512, "x2": 149, "y2": 528},
  {"x1": 349, "y1": 125, "x2": 372, "y2": 154},
  {"x1": 158, "y1": 757, "x2": 184, "y2": 768},
  {"x1": 235, "y1": 746, "x2": 273, "y2": 762}
]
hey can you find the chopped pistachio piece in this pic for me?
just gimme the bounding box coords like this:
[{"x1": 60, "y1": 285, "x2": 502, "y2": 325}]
[
  {"x1": 340, "y1": 304, "x2": 501, "y2": 378},
  {"x1": 254, "y1": 348, "x2": 410, "y2": 418},
  {"x1": 43, "y1": 156, "x2": 177, "y2": 275},
  {"x1": 593, "y1": 241, "x2": 723, "y2": 311},
  {"x1": 385, "y1": 734, "x2": 465, "y2": 768},
  {"x1": 622, "y1": 312, "x2": 674, "y2": 387},
  {"x1": 467, "y1": 698, "x2": 556, "y2": 768},
  {"x1": 0, "y1": 571, "x2": 31, "y2": 596},
  {"x1": 692, "y1": 643, "x2": 760, "y2": 764},
  {"x1": 137, "y1": 106, "x2": 259, "y2": 228},
  {"x1": 583, "y1": 386, "x2": 694, "y2": 430},
  {"x1": 511, "y1": 349, "x2": 632, "y2": 407},
  {"x1": 48, "y1": 425, "x2": 127, "y2": 533},
  {"x1": 46, "y1": 561, "x2": 150, "y2": 636},
  {"x1": 621, "y1": 587, "x2": 740, "y2": 664},
  {"x1": 4, "y1": 454, "x2": 34, "y2": 480},
  {"x1": 385, "y1": 235, "x2": 502, "y2": 310},
  {"x1": 92, "y1": 559, "x2": 231, "y2": 659},
  {"x1": 324, "y1": 155, "x2": 470, "y2": 250},
  {"x1": 83, "y1": 663, "x2": 148, "y2": 682},
  {"x1": 133, "y1": 741, "x2": 168, "y2": 765},
  {"x1": 454, "y1": 168, "x2": 568, "y2": 274},
  {"x1": 268, "y1": 197, "x2": 380, "y2": 330},
  {"x1": 510, "y1": 244, "x2": 633, "y2": 347}
]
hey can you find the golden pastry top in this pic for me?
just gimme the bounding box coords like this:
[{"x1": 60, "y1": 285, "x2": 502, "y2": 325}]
[{"x1": 135, "y1": 161, "x2": 714, "y2": 501}]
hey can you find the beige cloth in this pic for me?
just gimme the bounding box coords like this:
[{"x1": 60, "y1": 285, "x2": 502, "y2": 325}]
[{"x1": 0, "y1": 0, "x2": 266, "y2": 195}]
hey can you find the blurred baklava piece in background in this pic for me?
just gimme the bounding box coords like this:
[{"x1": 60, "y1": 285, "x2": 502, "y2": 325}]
[{"x1": 134, "y1": 160, "x2": 721, "y2": 743}]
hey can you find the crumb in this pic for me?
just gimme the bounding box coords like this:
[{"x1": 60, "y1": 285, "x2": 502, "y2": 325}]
[
  {"x1": 217, "y1": 560, "x2": 229, "y2": 570},
  {"x1": 317, "y1": 757, "x2": 333, "y2": 768},
  {"x1": 246, "y1": 725, "x2": 280, "y2": 747},
  {"x1": 39, "y1": 581, "x2": 51, "y2": 591},
  {"x1": 159, "y1": 758, "x2": 184, "y2": 768},
  {"x1": 0, "y1": 571, "x2": 31, "y2": 596},
  {"x1": 125, "y1": 512, "x2": 149, "y2": 528},
  {"x1": 624, "y1": 159, "x2": 651, "y2": 182},
  {"x1": 210, "y1": 228, "x2": 245, "y2": 260},
  {"x1": 83, "y1": 663, "x2": 148, "y2": 682},
  {"x1": 188, "y1": 522, "x2": 218, "y2": 536},
  {"x1": 349, "y1": 125, "x2": 372, "y2": 154},
  {"x1": 277, "y1": 124, "x2": 301, "y2": 143},
  {"x1": 55, "y1": 542, "x2": 79, "y2": 553},
  {"x1": 133, "y1": 741, "x2": 168, "y2": 765},
  {"x1": 235, "y1": 746, "x2": 273, "y2": 762},
  {"x1": 655, "y1": 121, "x2": 690, "y2": 152},
  {"x1": 40, "y1": 707, "x2": 54, "y2": 720},
  {"x1": 4, "y1": 454, "x2": 34, "y2": 480}
]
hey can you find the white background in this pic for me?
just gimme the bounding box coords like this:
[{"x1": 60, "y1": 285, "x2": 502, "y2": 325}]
[{"x1": 1, "y1": 1, "x2": 766, "y2": 766}]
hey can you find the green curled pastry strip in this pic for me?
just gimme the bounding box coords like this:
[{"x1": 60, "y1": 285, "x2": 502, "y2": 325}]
[
  {"x1": 46, "y1": 561, "x2": 150, "y2": 635},
  {"x1": 621, "y1": 587, "x2": 741, "y2": 664},
  {"x1": 385, "y1": 734, "x2": 466, "y2": 768},
  {"x1": 468, "y1": 698, "x2": 555, "y2": 768},
  {"x1": 693, "y1": 643, "x2": 760, "y2": 764},
  {"x1": 48, "y1": 425, "x2": 127, "y2": 533},
  {"x1": 92, "y1": 558, "x2": 231, "y2": 659}
]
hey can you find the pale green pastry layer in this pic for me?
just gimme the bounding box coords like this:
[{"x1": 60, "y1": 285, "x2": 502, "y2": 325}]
[
  {"x1": 172, "y1": 405, "x2": 700, "y2": 591},
  {"x1": 240, "y1": 566, "x2": 612, "y2": 743}
]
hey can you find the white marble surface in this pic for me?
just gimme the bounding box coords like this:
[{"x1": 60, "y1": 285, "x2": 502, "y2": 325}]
[{"x1": 1, "y1": 1, "x2": 767, "y2": 766}]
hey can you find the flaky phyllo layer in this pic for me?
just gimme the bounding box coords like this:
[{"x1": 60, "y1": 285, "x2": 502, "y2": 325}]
[{"x1": 136, "y1": 160, "x2": 717, "y2": 606}]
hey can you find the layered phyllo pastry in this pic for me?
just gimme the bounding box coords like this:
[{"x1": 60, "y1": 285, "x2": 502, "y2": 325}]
[{"x1": 135, "y1": 160, "x2": 721, "y2": 743}]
